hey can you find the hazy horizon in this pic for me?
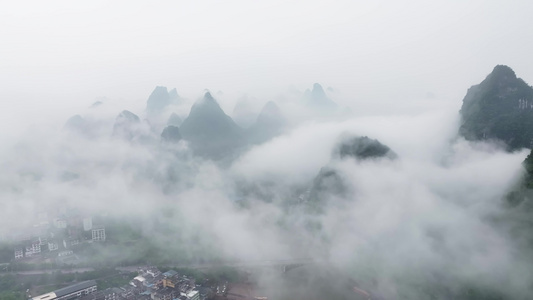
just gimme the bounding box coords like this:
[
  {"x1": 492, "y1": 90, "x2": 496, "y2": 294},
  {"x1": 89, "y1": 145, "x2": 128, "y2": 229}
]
[{"x1": 3, "y1": 1, "x2": 533, "y2": 136}]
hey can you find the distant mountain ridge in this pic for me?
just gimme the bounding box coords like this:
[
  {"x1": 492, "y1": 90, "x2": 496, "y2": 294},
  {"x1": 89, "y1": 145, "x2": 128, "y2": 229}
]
[
  {"x1": 64, "y1": 115, "x2": 87, "y2": 133},
  {"x1": 112, "y1": 110, "x2": 142, "y2": 140},
  {"x1": 232, "y1": 97, "x2": 258, "y2": 128},
  {"x1": 146, "y1": 86, "x2": 171, "y2": 114},
  {"x1": 247, "y1": 101, "x2": 287, "y2": 145},
  {"x1": 63, "y1": 85, "x2": 348, "y2": 160},
  {"x1": 305, "y1": 83, "x2": 337, "y2": 109},
  {"x1": 167, "y1": 113, "x2": 182, "y2": 127},
  {"x1": 180, "y1": 92, "x2": 244, "y2": 159},
  {"x1": 161, "y1": 125, "x2": 182, "y2": 143},
  {"x1": 146, "y1": 86, "x2": 182, "y2": 115}
]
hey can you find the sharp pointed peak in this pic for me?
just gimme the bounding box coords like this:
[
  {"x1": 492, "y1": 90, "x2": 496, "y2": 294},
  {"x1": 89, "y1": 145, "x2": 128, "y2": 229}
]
[
  {"x1": 313, "y1": 82, "x2": 324, "y2": 90},
  {"x1": 204, "y1": 91, "x2": 214, "y2": 100},
  {"x1": 306, "y1": 82, "x2": 336, "y2": 108},
  {"x1": 147, "y1": 86, "x2": 171, "y2": 113},
  {"x1": 195, "y1": 91, "x2": 220, "y2": 107},
  {"x1": 312, "y1": 83, "x2": 327, "y2": 96}
]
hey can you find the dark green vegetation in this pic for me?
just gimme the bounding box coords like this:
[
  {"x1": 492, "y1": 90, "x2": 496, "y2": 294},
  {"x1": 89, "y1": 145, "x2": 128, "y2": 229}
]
[
  {"x1": 70, "y1": 215, "x2": 222, "y2": 268},
  {"x1": 505, "y1": 147, "x2": 533, "y2": 207},
  {"x1": 459, "y1": 65, "x2": 533, "y2": 150},
  {"x1": 522, "y1": 149, "x2": 533, "y2": 189},
  {"x1": 0, "y1": 244, "x2": 17, "y2": 264},
  {"x1": 459, "y1": 65, "x2": 533, "y2": 209},
  {"x1": 464, "y1": 66, "x2": 533, "y2": 235},
  {"x1": 0, "y1": 274, "x2": 26, "y2": 300},
  {"x1": 0, "y1": 213, "x2": 223, "y2": 270},
  {"x1": 309, "y1": 135, "x2": 396, "y2": 205},
  {"x1": 333, "y1": 136, "x2": 397, "y2": 160},
  {"x1": 505, "y1": 149, "x2": 533, "y2": 240}
]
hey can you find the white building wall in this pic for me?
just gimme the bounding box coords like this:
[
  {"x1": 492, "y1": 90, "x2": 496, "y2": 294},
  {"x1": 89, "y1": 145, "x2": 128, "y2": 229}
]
[
  {"x1": 92, "y1": 228, "x2": 106, "y2": 241},
  {"x1": 83, "y1": 217, "x2": 93, "y2": 231},
  {"x1": 53, "y1": 218, "x2": 67, "y2": 229},
  {"x1": 48, "y1": 242, "x2": 59, "y2": 251}
]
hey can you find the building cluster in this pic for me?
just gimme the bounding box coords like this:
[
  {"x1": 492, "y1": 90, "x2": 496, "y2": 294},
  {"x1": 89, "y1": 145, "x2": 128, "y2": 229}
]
[
  {"x1": 126, "y1": 266, "x2": 205, "y2": 300},
  {"x1": 32, "y1": 280, "x2": 98, "y2": 300},
  {"x1": 11, "y1": 211, "x2": 106, "y2": 261},
  {"x1": 31, "y1": 266, "x2": 209, "y2": 300}
]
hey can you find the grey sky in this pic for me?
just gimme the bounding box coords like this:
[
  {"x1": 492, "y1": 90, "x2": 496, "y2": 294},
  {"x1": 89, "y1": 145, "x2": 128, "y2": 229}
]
[{"x1": 2, "y1": 0, "x2": 533, "y2": 133}]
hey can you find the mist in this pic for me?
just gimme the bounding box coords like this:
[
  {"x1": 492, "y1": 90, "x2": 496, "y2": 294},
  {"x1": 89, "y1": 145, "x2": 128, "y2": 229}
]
[
  {"x1": 0, "y1": 89, "x2": 530, "y2": 298},
  {"x1": 3, "y1": 1, "x2": 533, "y2": 299}
]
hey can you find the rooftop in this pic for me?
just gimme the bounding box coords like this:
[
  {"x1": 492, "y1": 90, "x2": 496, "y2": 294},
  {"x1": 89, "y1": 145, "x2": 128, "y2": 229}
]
[
  {"x1": 54, "y1": 280, "x2": 97, "y2": 298},
  {"x1": 163, "y1": 270, "x2": 178, "y2": 277},
  {"x1": 32, "y1": 280, "x2": 97, "y2": 300},
  {"x1": 187, "y1": 290, "x2": 199, "y2": 298},
  {"x1": 32, "y1": 292, "x2": 56, "y2": 300}
]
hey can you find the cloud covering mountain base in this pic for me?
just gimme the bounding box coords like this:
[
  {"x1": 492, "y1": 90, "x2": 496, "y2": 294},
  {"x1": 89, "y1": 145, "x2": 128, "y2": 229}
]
[{"x1": 1, "y1": 100, "x2": 531, "y2": 299}]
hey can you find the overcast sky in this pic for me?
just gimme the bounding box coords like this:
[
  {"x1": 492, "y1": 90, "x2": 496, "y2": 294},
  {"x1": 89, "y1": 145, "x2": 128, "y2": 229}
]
[{"x1": 2, "y1": 0, "x2": 533, "y2": 132}]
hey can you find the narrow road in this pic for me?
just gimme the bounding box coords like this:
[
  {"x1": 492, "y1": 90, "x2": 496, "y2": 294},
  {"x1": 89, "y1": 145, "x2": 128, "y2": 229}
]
[
  {"x1": 0, "y1": 267, "x2": 95, "y2": 275},
  {"x1": 0, "y1": 258, "x2": 315, "y2": 276},
  {"x1": 116, "y1": 258, "x2": 315, "y2": 272}
]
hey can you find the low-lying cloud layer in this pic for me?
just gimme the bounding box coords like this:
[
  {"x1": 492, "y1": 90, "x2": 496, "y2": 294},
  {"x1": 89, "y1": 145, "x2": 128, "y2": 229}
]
[{"x1": 1, "y1": 92, "x2": 530, "y2": 299}]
